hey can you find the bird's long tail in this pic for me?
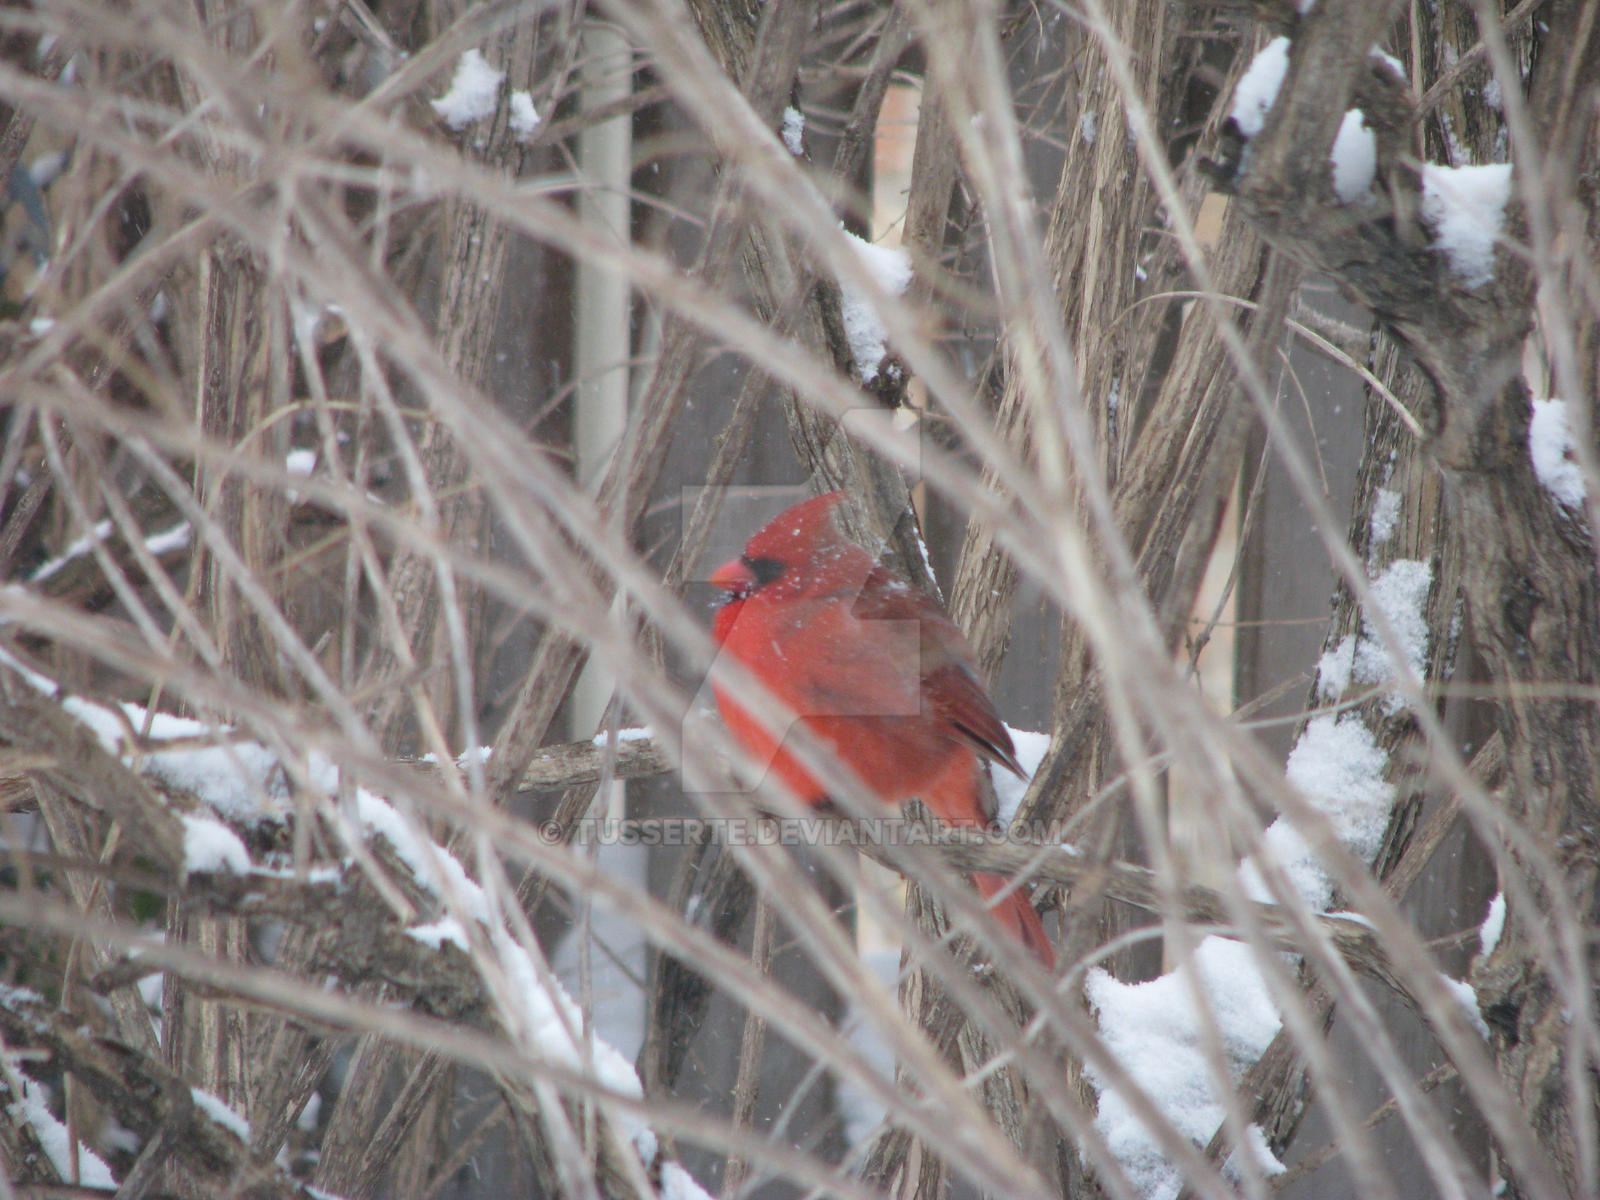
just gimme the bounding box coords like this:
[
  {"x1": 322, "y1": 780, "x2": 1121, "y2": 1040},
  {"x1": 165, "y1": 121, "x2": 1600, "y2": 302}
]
[
  {"x1": 974, "y1": 873, "x2": 1055, "y2": 968},
  {"x1": 921, "y1": 755, "x2": 1055, "y2": 967}
]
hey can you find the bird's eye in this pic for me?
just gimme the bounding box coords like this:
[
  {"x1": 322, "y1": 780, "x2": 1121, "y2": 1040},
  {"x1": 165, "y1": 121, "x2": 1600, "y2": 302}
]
[{"x1": 741, "y1": 555, "x2": 786, "y2": 587}]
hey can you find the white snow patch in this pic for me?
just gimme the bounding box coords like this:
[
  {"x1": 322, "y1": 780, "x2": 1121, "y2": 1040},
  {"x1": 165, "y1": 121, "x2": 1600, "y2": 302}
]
[
  {"x1": 1239, "y1": 820, "x2": 1321, "y2": 908},
  {"x1": 285, "y1": 449, "x2": 316, "y2": 503},
  {"x1": 145, "y1": 736, "x2": 288, "y2": 823},
  {"x1": 1226, "y1": 1123, "x2": 1289, "y2": 1184},
  {"x1": 28, "y1": 519, "x2": 112, "y2": 582},
  {"x1": 431, "y1": 49, "x2": 503, "y2": 129},
  {"x1": 1420, "y1": 163, "x2": 1512, "y2": 288},
  {"x1": 351, "y1": 789, "x2": 490, "y2": 924},
  {"x1": 422, "y1": 744, "x2": 495, "y2": 768},
  {"x1": 407, "y1": 918, "x2": 469, "y2": 950},
  {"x1": 1086, "y1": 937, "x2": 1284, "y2": 1199},
  {"x1": 993, "y1": 726, "x2": 1050, "y2": 827},
  {"x1": 659, "y1": 1161, "x2": 717, "y2": 1200},
  {"x1": 1079, "y1": 111, "x2": 1097, "y2": 144},
  {"x1": 144, "y1": 522, "x2": 191, "y2": 556},
  {"x1": 1529, "y1": 398, "x2": 1586, "y2": 510},
  {"x1": 11, "y1": 1078, "x2": 116, "y2": 1187},
  {"x1": 1312, "y1": 563, "x2": 1427, "y2": 704},
  {"x1": 1287, "y1": 715, "x2": 1394, "y2": 863},
  {"x1": 781, "y1": 106, "x2": 805, "y2": 155},
  {"x1": 1369, "y1": 47, "x2": 1407, "y2": 80},
  {"x1": 1479, "y1": 892, "x2": 1505, "y2": 956},
  {"x1": 590, "y1": 726, "x2": 654, "y2": 746},
  {"x1": 0, "y1": 674, "x2": 283, "y2": 825},
  {"x1": 1330, "y1": 109, "x2": 1376, "y2": 202},
  {"x1": 1230, "y1": 38, "x2": 1291, "y2": 138},
  {"x1": 26, "y1": 519, "x2": 191, "y2": 584},
  {"x1": 494, "y1": 926, "x2": 653, "y2": 1154},
  {"x1": 1358, "y1": 558, "x2": 1432, "y2": 699},
  {"x1": 1242, "y1": 715, "x2": 1393, "y2": 907},
  {"x1": 1318, "y1": 562, "x2": 1432, "y2": 706},
  {"x1": 911, "y1": 525, "x2": 935, "y2": 584},
  {"x1": 509, "y1": 90, "x2": 541, "y2": 138},
  {"x1": 1442, "y1": 975, "x2": 1490, "y2": 1038},
  {"x1": 0, "y1": 983, "x2": 42, "y2": 1007},
  {"x1": 1369, "y1": 487, "x2": 1401, "y2": 546},
  {"x1": 182, "y1": 815, "x2": 251, "y2": 875},
  {"x1": 838, "y1": 231, "x2": 912, "y2": 383},
  {"x1": 137, "y1": 969, "x2": 164, "y2": 1012},
  {"x1": 191, "y1": 1086, "x2": 252, "y2": 1140},
  {"x1": 1315, "y1": 635, "x2": 1356, "y2": 701},
  {"x1": 28, "y1": 317, "x2": 54, "y2": 336}
]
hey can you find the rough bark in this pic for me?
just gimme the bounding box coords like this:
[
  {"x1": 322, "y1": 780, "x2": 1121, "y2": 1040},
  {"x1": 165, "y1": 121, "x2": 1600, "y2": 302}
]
[{"x1": 1218, "y1": 0, "x2": 1600, "y2": 1192}]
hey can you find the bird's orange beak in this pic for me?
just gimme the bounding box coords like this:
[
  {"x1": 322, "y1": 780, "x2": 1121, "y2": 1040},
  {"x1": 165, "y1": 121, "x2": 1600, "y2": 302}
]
[{"x1": 711, "y1": 556, "x2": 756, "y2": 597}]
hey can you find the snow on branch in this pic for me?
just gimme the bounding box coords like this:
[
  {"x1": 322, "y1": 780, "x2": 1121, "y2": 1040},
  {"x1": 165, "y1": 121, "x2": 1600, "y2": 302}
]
[
  {"x1": 1528, "y1": 398, "x2": 1587, "y2": 511},
  {"x1": 0, "y1": 985, "x2": 335, "y2": 1200},
  {"x1": 1419, "y1": 163, "x2": 1512, "y2": 288},
  {"x1": 1241, "y1": 714, "x2": 1395, "y2": 910},
  {"x1": 0, "y1": 660, "x2": 714, "y2": 1200},
  {"x1": 838, "y1": 230, "x2": 912, "y2": 384},
  {"x1": 0, "y1": 662, "x2": 1485, "y2": 1200},
  {"x1": 1, "y1": 1055, "x2": 115, "y2": 1189},
  {"x1": 25, "y1": 519, "x2": 191, "y2": 590},
  {"x1": 1315, "y1": 557, "x2": 1433, "y2": 710},
  {"x1": 431, "y1": 49, "x2": 504, "y2": 130},
  {"x1": 1087, "y1": 939, "x2": 1285, "y2": 1199},
  {"x1": 1228, "y1": 37, "x2": 1289, "y2": 138}
]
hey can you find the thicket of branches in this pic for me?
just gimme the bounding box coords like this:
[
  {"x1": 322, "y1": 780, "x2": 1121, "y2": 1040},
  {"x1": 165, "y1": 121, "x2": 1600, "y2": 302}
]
[{"x1": 0, "y1": 0, "x2": 1596, "y2": 1198}]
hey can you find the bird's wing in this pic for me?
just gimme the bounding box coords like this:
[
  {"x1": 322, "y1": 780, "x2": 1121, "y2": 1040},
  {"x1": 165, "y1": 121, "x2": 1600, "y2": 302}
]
[
  {"x1": 851, "y1": 567, "x2": 1026, "y2": 779},
  {"x1": 715, "y1": 589, "x2": 921, "y2": 721}
]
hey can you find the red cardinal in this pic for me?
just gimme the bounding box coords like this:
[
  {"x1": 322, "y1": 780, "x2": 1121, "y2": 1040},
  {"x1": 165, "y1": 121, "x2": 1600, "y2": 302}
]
[{"x1": 710, "y1": 491, "x2": 1054, "y2": 966}]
